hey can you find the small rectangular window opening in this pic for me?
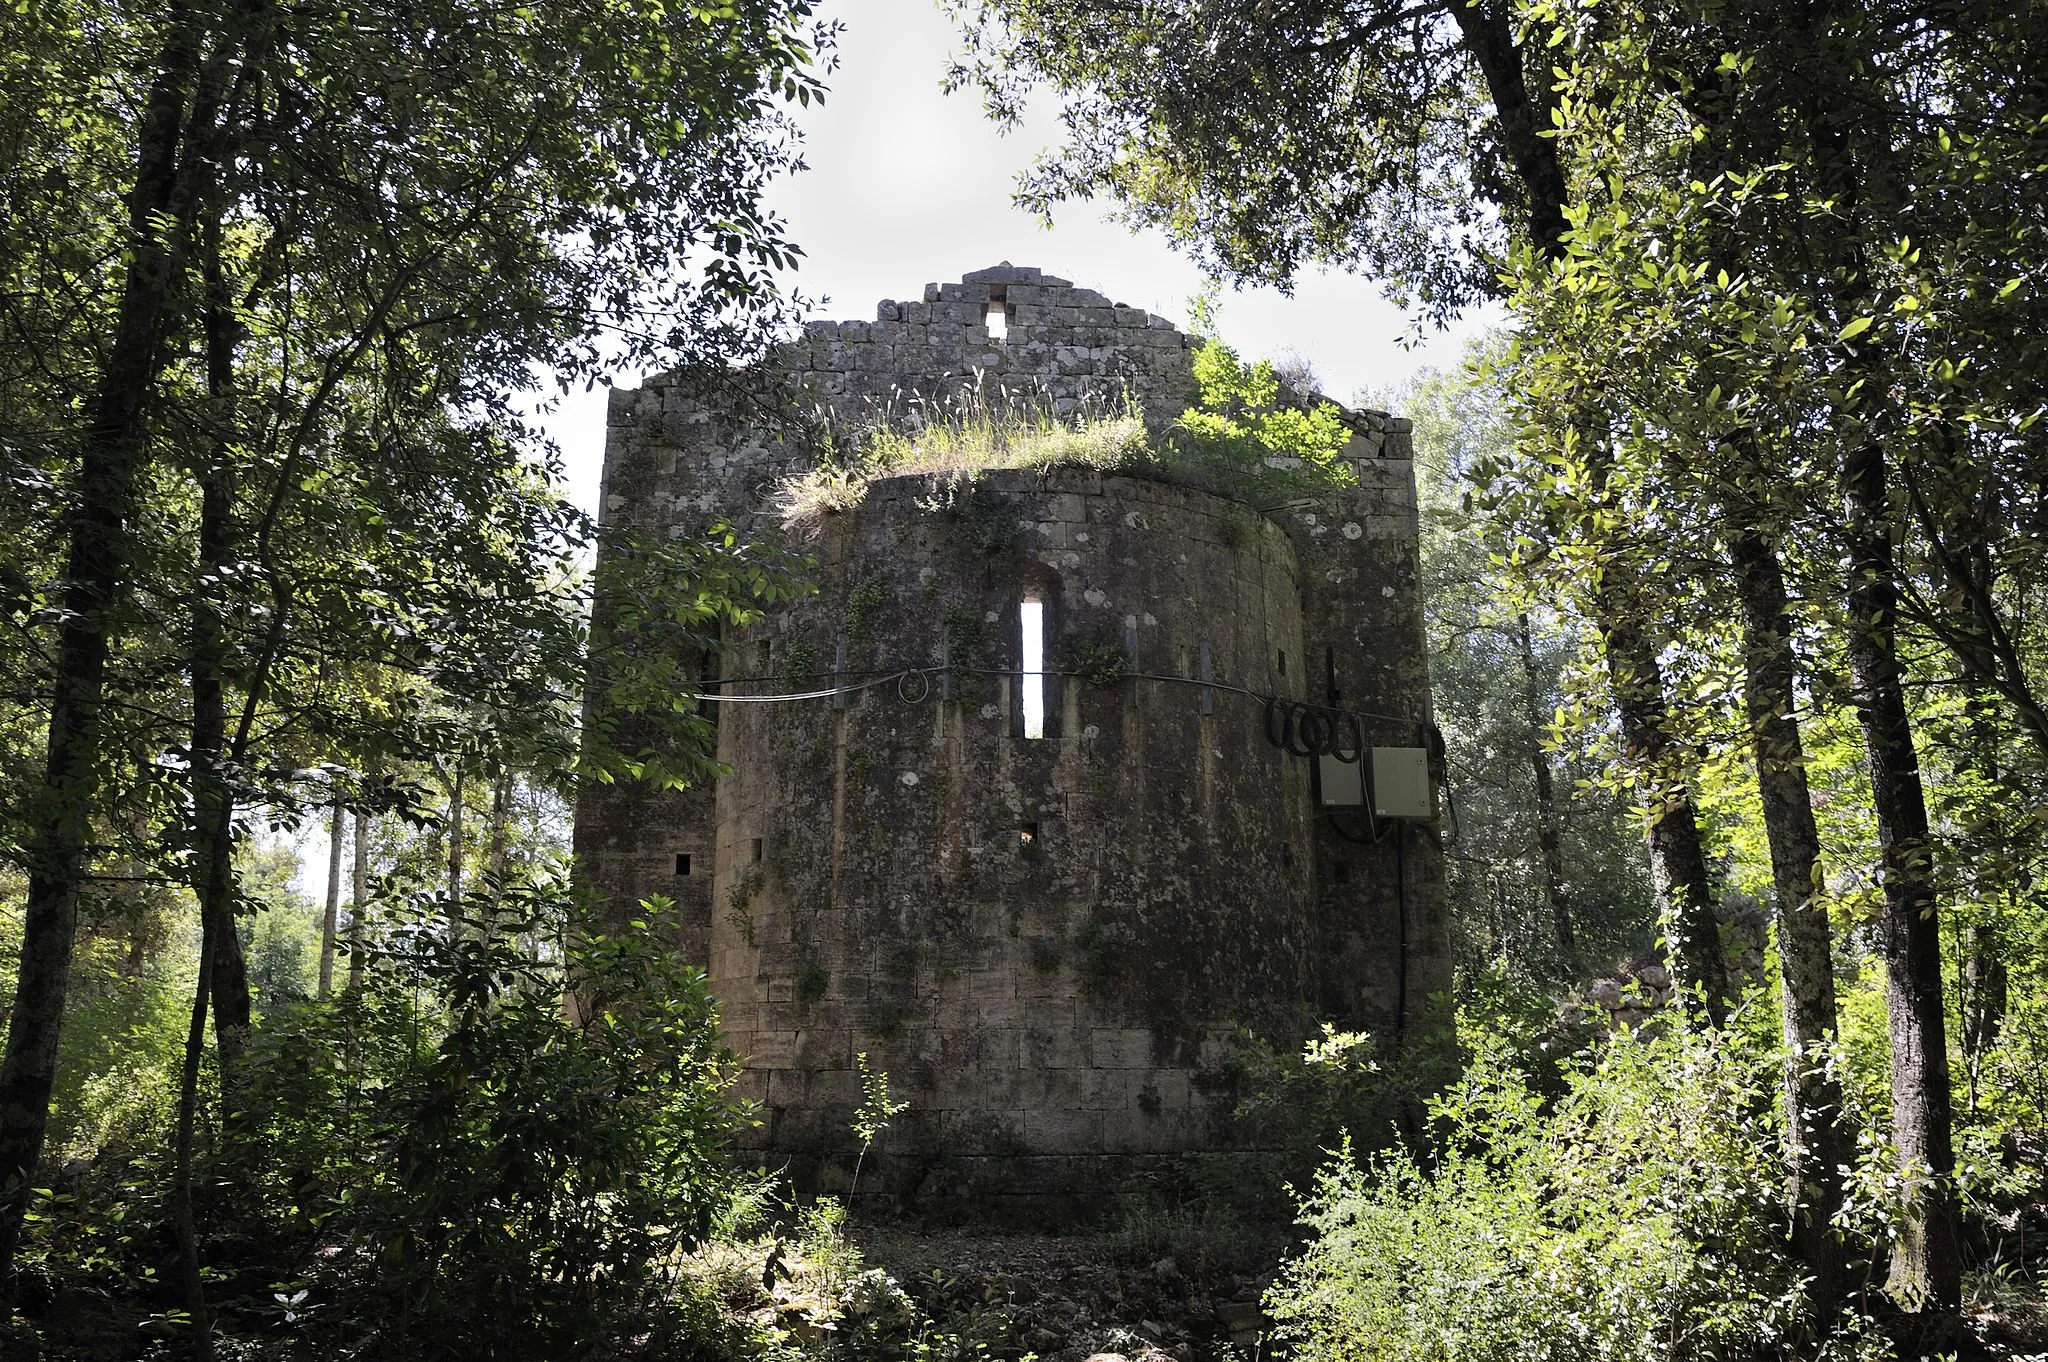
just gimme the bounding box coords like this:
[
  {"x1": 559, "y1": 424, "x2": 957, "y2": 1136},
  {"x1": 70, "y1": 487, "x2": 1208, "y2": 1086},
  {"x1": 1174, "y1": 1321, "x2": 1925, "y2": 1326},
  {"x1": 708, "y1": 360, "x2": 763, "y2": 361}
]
[
  {"x1": 1278, "y1": 649, "x2": 1287, "y2": 677},
  {"x1": 1018, "y1": 822, "x2": 1039, "y2": 846},
  {"x1": 985, "y1": 301, "x2": 1009, "y2": 343},
  {"x1": 1020, "y1": 597, "x2": 1046, "y2": 739},
  {"x1": 1333, "y1": 860, "x2": 1350, "y2": 885},
  {"x1": 757, "y1": 638, "x2": 772, "y2": 670},
  {"x1": 751, "y1": 837, "x2": 764, "y2": 864},
  {"x1": 674, "y1": 853, "x2": 693, "y2": 877}
]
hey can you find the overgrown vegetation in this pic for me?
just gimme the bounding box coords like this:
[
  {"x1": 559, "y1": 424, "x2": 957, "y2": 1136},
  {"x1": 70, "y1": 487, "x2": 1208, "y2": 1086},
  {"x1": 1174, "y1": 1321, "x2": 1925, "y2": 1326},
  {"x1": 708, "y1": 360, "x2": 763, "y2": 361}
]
[
  {"x1": 14, "y1": 0, "x2": 2048, "y2": 1355},
  {"x1": 773, "y1": 341, "x2": 1359, "y2": 539},
  {"x1": 7, "y1": 883, "x2": 1001, "y2": 1360},
  {"x1": 954, "y1": 0, "x2": 2048, "y2": 1343}
]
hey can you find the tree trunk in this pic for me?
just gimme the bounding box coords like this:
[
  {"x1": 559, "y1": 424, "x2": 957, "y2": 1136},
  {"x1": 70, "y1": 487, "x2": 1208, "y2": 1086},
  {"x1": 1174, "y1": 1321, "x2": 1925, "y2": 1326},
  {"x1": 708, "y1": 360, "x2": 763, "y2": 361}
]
[
  {"x1": 1958, "y1": 696, "x2": 2010, "y2": 1113},
  {"x1": 195, "y1": 239, "x2": 252, "y2": 1100},
  {"x1": 348, "y1": 809, "x2": 369, "y2": 994},
  {"x1": 1728, "y1": 523, "x2": 1854, "y2": 1315},
  {"x1": 1963, "y1": 923, "x2": 2006, "y2": 1114},
  {"x1": 0, "y1": 14, "x2": 206, "y2": 1280},
  {"x1": 1445, "y1": 0, "x2": 1569, "y2": 252},
  {"x1": 168, "y1": 211, "x2": 247, "y2": 1360},
  {"x1": 1842, "y1": 435, "x2": 1961, "y2": 1313},
  {"x1": 179, "y1": 586, "x2": 230, "y2": 1362},
  {"x1": 1446, "y1": 0, "x2": 1723, "y2": 1013},
  {"x1": 319, "y1": 803, "x2": 343, "y2": 996},
  {"x1": 1789, "y1": 49, "x2": 1963, "y2": 1313},
  {"x1": 485, "y1": 765, "x2": 511, "y2": 943},
  {"x1": 447, "y1": 763, "x2": 465, "y2": 905},
  {"x1": 170, "y1": 857, "x2": 219, "y2": 1362},
  {"x1": 1516, "y1": 615, "x2": 1574, "y2": 959},
  {"x1": 205, "y1": 884, "x2": 252, "y2": 1088},
  {"x1": 1594, "y1": 578, "x2": 1730, "y2": 1022},
  {"x1": 488, "y1": 767, "x2": 510, "y2": 891}
]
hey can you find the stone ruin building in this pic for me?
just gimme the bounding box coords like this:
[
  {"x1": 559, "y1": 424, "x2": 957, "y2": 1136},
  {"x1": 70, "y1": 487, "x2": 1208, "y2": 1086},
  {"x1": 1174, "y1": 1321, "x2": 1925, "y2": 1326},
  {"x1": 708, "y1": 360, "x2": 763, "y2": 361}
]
[{"x1": 576, "y1": 264, "x2": 1450, "y2": 1213}]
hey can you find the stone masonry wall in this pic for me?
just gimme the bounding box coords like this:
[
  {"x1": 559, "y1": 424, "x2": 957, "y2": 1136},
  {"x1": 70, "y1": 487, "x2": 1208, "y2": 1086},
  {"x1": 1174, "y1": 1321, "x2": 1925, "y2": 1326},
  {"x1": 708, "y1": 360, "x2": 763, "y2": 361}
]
[
  {"x1": 575, "y1": 265, "x2": 1448, "y2": 1210},
  {"x1": 711, "y1": 470, "x2": 1313, "y2": 1207}
]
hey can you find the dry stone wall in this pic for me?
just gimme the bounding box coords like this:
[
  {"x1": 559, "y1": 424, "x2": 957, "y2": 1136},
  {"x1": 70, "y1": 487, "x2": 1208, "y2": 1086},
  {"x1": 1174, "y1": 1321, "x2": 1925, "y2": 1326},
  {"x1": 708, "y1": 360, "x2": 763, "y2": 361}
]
[{"x1": 574, "y1": 266, "x2": 1449, "y2": 1212}]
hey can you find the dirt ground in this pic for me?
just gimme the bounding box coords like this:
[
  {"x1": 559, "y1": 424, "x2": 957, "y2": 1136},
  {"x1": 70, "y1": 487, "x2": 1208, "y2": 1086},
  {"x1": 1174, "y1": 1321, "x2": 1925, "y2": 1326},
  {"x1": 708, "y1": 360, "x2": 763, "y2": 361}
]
[{"x1": 854, "y1": 1224, "x2": 1280, "y2": 1362}]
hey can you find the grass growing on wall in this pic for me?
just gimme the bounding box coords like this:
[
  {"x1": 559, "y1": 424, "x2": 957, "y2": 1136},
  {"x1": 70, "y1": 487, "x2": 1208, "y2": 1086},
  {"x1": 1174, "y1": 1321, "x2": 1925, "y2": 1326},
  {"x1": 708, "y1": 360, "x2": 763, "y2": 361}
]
[{"x1": 772, "y1": 341, "x2": 1362, "y2": 540}]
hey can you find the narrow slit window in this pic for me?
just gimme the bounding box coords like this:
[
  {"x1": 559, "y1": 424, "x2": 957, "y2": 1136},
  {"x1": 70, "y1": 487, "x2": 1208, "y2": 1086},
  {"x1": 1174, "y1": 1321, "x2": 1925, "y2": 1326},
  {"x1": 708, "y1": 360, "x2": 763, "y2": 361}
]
[
  {"x1": 985, "y1": 301, "x2": 1008, "y2": 342},
  {"x1": 674, "y1": 853, "x2": 693, "y2": 877},
  {"x1": 751, "y1": 837, "x2": 764, "y2": 864},
  {"x1": 1278, "y1": 649, "x2": 1287, "y2": 677},
  {"x1": 1019, "y1": 822, "x2": 1039, "y2": 846},
  {"x1": 1020, "y1": 598, "x2": 1046, "y2": 739},
  {"x1": 757, "y1": 638, "x2": 772, "y2": 670}
]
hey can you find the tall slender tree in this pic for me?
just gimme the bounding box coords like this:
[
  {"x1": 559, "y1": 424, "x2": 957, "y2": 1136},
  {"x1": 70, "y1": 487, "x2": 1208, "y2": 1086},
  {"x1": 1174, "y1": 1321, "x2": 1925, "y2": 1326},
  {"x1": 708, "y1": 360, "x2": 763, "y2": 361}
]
[{"x1": 0, "y1": 0, "x2": 832, "y2": 1281}]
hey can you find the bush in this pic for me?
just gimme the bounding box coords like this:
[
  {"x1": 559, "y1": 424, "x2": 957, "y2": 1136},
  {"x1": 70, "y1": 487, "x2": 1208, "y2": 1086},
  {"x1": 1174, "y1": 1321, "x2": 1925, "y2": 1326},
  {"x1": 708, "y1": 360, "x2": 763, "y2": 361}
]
[
  {"x1": 229, "y1": 884, "x2": 746, "y2": 1360},
  {"x1": 1265, "y1": 1014, "x2": 1896, "y2": 1362}
]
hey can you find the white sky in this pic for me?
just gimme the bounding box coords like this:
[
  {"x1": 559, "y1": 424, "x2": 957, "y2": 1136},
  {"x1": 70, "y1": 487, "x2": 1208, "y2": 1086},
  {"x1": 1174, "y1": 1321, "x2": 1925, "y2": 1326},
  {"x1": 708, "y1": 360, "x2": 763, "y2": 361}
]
[{"x1": 535, "y1": 0, "x2": 1497, "y2": 518}]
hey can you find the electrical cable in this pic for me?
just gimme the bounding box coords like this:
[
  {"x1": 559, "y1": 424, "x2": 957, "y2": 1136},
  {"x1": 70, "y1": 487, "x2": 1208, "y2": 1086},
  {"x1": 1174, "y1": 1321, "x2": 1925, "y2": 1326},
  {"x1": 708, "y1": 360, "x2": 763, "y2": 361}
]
[
  {"x1": 681, "y1": 663, "x2": 1429, "y2": 730},
  {"x1": 680, "y1": 661, "x2": 1447, "y2": 842}
]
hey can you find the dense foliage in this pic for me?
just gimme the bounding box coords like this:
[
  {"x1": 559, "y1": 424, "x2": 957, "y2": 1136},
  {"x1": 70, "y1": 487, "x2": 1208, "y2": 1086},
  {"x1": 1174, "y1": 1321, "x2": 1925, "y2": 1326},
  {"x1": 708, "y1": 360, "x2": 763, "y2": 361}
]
[
  {"x1": 951, "y1": 0, "x2": 2048, "y2": 1342},
  {"x1": 0, "y1": 0, "x2": 823, "y2": 1350},
  {"x1": 10, "y1": 0, "x2": 2048, "y2": 1355}
]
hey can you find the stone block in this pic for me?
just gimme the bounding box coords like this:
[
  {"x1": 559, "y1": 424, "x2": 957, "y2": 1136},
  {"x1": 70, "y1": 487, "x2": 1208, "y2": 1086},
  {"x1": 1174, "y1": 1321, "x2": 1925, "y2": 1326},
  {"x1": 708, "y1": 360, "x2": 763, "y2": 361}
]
[
  {"x1": 1021, "y1": 1023, "x2": 1086, "y2": 1069},
  {"x1": 826, "y1": 971, "x2": 870, "y2": 1001},
  {"x1": 1150, "y1": 1068, "x2": 1192, "y2": 1109},
  {"x1": 1023, "y1": 1108, "x2": 1103, "y2": 1152},
  {"x1": 977, "y1": 1027, "x2": 1021, "y2": 1070},
  {"x1": 750, "y1": 1029, "x2": 796, "y2": 1068},
  {"x1": 1084, "y1": 1068, "x2": 1136, "y2": 1110},
  {"x1": 1103, "y1": 1104, "x2": 1185, "y2": 1153},
  {"x1": 809, "y1": 1067, "x2": 862, "y2": 1105},
  {"x1": 968, "y1": 967, "x2": 1017, "y2": 1002},
  {"x1": 1090, "y1": 1028, "x2": 1153, "y2": 1069},
  {"x1": 795, "y1": 1027, "x2": 849, "y2": 1070},
  {"x1": 963, "y1": 262, "x2": 1043, "y2": 286}
]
